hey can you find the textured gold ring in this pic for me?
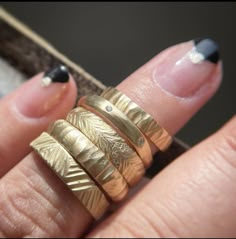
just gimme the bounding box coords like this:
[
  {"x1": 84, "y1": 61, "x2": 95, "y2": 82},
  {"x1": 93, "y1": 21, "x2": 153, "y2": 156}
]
[
  {"x1": 101, "y1": 87, "x2": 172, "y2": 151},
  {"x1": 78, "y1": 95, "x2": 153, "y2": 167},
  {"x1": 30, "y1": 132, "x2": 110, "y2": 220},
  {"x1": 48, "y1": 119, "x2": 129, "y2": 202},
  {"x1": 67, "y1": 107, "x2": 145, "y2": 186},
  {"x1": 30, "y1": 85, "x2": 173, "y2": 221}
]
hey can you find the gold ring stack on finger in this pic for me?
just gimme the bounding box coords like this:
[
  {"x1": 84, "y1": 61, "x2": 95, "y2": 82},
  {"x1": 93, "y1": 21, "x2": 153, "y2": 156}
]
[{"x1": 30, "y1": 87, "x2": 173, "y2": 220}]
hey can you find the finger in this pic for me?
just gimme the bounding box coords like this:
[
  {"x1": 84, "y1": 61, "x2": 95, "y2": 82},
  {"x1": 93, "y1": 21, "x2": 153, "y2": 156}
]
[
  {"x1": 117, "y1": 38, "x2": 221, "y2": 137},
  {"x1": 0, "y1": 39, "x2": 222, "y2": 237},
  {"x1": 89, "y1": 116, "x2": 236, "y2": 238},
  {"x1": 0, "y1": 65, "x2": 77, "y2": 177},
  {"x1": 108, "y1": 38, "x2": 222, "y2": 210}
]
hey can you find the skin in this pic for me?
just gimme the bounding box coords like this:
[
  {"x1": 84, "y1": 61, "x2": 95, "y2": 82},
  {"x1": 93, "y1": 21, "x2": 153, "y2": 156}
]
[{"x1": 0, "y1": 41, "x2": 235, "y2": 238}]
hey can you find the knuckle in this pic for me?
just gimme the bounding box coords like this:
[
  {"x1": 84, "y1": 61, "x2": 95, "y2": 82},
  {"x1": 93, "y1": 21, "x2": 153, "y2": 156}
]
[
  {"x1": 0, "y1": 166, "x2": 67, "y2": 237},
  {"x1": 0, "y1": 172, "x2": 47, "y2": 237},
  {"x1": 96, "y1": 202, "x2": 180, "y2": 238}
]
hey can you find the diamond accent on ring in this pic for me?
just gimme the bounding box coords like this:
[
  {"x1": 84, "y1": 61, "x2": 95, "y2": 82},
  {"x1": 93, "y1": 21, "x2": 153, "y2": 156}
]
[
  {"x1": 105, "y1": 105, "x2": 113, "y2": 112},
  {"x1": 137, "y1": 137, "x2": 145, "y2": 146}
]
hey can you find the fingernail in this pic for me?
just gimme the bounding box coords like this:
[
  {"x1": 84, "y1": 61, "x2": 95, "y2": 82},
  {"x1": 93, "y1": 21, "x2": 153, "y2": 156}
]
[
  {"x1": 16, "y1": 65, "x2": 70, "y2": 118},
  {"x1": 153, "y1": 38, "x2": 220, "y2": 97}
]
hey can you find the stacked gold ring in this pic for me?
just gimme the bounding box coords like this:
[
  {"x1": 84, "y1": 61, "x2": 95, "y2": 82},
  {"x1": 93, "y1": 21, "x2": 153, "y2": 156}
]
[
  {"x1": 78, "y1": 95, "x2": 152, "y2": 167},
  {"x1": 66, "y1": 107, "x2": 145, "y2": 186},
  {"x1": 101, "y1": 87, "x2": 172, "y2": 151},
  {"x1": 30, "y1": 87, "x2": 172, "y2": 220}
]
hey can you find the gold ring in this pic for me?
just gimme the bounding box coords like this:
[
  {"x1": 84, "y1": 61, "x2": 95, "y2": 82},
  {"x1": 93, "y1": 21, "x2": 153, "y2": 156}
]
[
  {"x1": 67, "y1": 107, "x2": 145, "y2": 186},
  {"x1": 30, "y1": 132, "x2": 110, "y2": 220},
  {"x1": 101, "y1": 87, "x2": 172, "y2": 151},
  {"x1": 48, "y1": 119, "x2": 129, "y2": 202},
  {"x1": 78, "y1": 95, "x2": 153, "y2": 167},
  {"x1": 30, "y1": 86, "x2": 173, "y2": 220}
]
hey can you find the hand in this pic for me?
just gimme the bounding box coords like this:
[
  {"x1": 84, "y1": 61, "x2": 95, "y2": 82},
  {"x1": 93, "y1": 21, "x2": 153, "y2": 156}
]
[{"x1": 0, "y1": 38, "x2": 234, "y2": 238}]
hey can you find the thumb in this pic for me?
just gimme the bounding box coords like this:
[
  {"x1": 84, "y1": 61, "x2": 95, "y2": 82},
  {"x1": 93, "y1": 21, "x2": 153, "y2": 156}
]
[{"x1": 89, "y1": 116, "x2": 236, "y2": 238}]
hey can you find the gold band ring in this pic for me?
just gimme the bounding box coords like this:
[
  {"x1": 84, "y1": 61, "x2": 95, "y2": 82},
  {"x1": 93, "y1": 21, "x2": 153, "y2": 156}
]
[
  {"x1": 67, "y1": 107, "x2": 145, "y2": 186},
  {"x1": 78, "y1": 95, "x2": 153, "y2": 167},
  {"x1": 101, "y1": 87, "x2": 172, "y2": 151},
  {"x1": 30, "y1": 132, "x2": 110, "y2": 219},
  {"x1": 48, "y1": 119, "x2": 129, "y2": 202},
  {"x1": 30, "y1": 85, "x2": 173, "y2": 220}
]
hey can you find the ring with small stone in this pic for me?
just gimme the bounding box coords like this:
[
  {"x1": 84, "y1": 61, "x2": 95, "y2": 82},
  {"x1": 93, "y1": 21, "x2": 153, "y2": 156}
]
[{"x1": 30, "y1": 87, "x2": 172, "y2": 219}]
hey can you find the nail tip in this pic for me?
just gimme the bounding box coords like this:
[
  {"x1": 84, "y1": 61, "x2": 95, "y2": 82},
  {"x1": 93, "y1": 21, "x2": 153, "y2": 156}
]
[
  {"x1": 43, "y1": 64, "x2": 70, "y2": 85},
  {"x1": 193, "y1": 37, "x2": 220, "y2": 64},
  {"x1": 41, "y1": 76, "x2": 52, "y2": 87}
]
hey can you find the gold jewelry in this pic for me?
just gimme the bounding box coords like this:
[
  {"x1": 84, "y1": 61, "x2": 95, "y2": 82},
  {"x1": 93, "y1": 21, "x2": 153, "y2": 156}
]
[
  {"x1": 30, "y1": 86, "x2": 173, "y2": 220},
  {"x1": 48, "y1": 119, "x2": 129, "y2": 202},
  {"x1": 30, "y1": 132, "x2": 109, "y2": 220},
  {"x1": 78, "y1": 95, "x2": 153, "y2": 167},
  {"x1": 67, "y1": 107, "x2": 145, "y2": 186},
  {"x1": 101, "y1": 87, "x2": 172, "y2": 151}
]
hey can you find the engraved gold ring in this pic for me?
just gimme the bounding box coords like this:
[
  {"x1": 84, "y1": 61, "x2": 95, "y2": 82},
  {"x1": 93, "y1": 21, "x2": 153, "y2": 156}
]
[
  {"x1": 30, "y1": 87, "x2": 172, "y2": 220},
  {"x1": 101, "y1": 87, "x2": 172, "y2": 151}
]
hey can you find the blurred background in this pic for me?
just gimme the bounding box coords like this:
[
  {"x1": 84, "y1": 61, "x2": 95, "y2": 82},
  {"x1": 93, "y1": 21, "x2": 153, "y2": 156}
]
[{"x1": 1, "y1": 2, "x2": 235, "y2": 146}]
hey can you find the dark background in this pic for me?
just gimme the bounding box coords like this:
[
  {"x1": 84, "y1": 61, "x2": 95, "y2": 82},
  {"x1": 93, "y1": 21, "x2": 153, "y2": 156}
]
[{"x1": 1, "y1": 2, "x2": 235, "y2": 146}]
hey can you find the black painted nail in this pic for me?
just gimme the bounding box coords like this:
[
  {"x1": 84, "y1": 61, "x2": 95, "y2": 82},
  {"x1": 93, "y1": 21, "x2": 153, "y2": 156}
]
[
  {"x1": 42, "y1": 65, "x2": 69, "y2": 87},
  {"x1": 194, "y1": 38, "x2": 220, "y2": 64}
]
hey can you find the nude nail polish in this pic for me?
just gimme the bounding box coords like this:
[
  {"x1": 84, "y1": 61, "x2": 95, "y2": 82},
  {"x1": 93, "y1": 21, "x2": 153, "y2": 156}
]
[{"x1": 153, "y1": 38, "x2": 220, "y2": 98}]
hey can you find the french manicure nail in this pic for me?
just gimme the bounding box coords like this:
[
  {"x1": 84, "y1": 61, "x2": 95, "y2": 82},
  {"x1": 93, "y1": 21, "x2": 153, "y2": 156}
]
[
  {"x1": 153, "y1": 38, "x2": 220, "y2": 98},
  {"x1": 41, "y1": 65, "x2": 69, "y2": 87},
  {"x1": 193, "y1": 38, "x2": 220, "y2": 64},
  {"x1": 16, "y1": 65, "x2": 70, "y2": 118}
]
